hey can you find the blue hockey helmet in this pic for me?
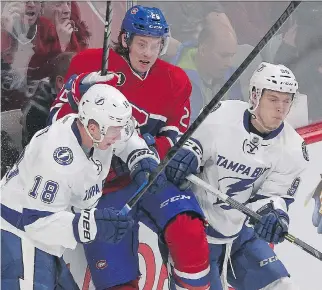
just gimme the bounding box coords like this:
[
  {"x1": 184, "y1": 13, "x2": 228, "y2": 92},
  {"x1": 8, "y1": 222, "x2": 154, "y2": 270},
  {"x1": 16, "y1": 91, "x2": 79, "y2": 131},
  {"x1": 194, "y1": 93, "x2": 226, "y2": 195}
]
[{"x1": 121, "y1": 5, "x2": 170, "y2": 55}]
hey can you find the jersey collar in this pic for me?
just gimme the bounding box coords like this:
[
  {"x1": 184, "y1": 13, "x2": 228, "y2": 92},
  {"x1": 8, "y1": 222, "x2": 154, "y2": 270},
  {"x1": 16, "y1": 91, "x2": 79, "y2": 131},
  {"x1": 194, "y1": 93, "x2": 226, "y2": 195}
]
[
  {"x1": 243, "y1": 110, "x2": 284, "y2": 140},
  {"x1": 71, "y1": 118, "x2": 82, "y2": 145},
  {"x1": 71, "y1": 118, "x2": 94, "y2": 158}
]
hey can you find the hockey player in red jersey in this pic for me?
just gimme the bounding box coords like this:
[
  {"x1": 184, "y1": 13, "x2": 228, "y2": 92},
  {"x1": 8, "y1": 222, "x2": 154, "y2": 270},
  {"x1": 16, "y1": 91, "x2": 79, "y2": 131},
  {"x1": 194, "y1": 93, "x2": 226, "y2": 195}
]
[{"x1": 49, "y1": 5, "x2": 210, "y2": 290}]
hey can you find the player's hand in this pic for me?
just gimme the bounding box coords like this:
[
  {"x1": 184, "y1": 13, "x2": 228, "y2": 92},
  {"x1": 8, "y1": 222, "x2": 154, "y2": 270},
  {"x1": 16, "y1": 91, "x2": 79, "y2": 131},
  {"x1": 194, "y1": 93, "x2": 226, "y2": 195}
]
[
  {"x1": 1, "y1": 2, "x2": 24, "y2": 34},
  {"x1": 165, "y1": 137, "x2": 203, "y2": 187},
  {"x1": 78, "y1": 71, "x2": 119, "y2": 97},
  {"x1": 128, "y1": 148, "x2": 167, "y2": 194},
  {"x1": 253, "y1": 203, "x2": 289, "y2": 244},
  {"x1": 73, "y1": 208, "x2": 134, "y2": 244},
  {"x1": 80, "y1": 71, "x2": 118, "y2": 87},
  {"x1": 54, "y1": 10, "x2": 73, "y2": 50},
  {"x1": 66, "y1": 71, "x2": 119, "y2": 105},
  {"x1": 312, "y1": 190, "x2": 322, "y2": 234}
]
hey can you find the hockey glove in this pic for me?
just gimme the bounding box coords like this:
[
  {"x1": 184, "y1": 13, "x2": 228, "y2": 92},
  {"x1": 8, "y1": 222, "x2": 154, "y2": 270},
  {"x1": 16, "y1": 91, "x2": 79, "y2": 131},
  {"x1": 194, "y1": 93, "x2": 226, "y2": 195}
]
[
  {"x1": 312, "y1": 190, "x2": 322, "y2": 234},
  {"x1": 165, "y1": 137, "x2": 203, "y2": 187},
  {"x1": 127, "y1": 148, "x2": 167, "y2": 195},
  {"x1": 253, "y1": 202, "x2": 289, "y2": 244},
  {"x1": 65, "y1": 71, "x2": 119, "y2": 110},
  {"x1": 72, "y1": 208, "x2": 133, "y2": 244}
]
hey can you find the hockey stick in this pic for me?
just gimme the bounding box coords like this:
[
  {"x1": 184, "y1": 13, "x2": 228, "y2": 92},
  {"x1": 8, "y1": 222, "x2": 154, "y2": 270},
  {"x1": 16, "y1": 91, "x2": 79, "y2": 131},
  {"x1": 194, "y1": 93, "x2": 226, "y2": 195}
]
[
  {"x1": 101, "y1": 1, "x2": 112, "y2": 75},
  {"x1": 120, "y1": 1, "x2": 302, "y2": 214},
  {"x1": 186, "y1": 174, "x2": 322, "y2": 261},
  {"x1": 126, "y1": 1, "x2": 138, "y2": 11}
]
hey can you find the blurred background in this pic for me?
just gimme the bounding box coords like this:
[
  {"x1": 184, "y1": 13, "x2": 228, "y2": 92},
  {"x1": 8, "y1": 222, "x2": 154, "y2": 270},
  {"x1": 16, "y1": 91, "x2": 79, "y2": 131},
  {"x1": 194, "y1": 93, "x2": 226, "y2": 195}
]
[{"x1": 2, "y1": 1, "x2": 322, "y2": 120}]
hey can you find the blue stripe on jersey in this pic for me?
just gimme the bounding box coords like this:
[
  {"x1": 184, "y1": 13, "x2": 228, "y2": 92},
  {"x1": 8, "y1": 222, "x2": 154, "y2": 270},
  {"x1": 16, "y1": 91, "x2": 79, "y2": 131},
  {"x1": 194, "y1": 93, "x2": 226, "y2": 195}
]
[
  {"x1": 0, "y1": 204, "x2": 55, "y2": 231},
  {"x1": 22, "y1": 208, "x2": 54, "y2": 227},
  {"x1": 1, "y1": 204, "x2": 25, "y2": 231},
  {"x1": 47, "y1": 107, "x2": 60, "y2": 125},
  {"x1": 71, "y1": 119, "x2": 82, "y2": 145}
]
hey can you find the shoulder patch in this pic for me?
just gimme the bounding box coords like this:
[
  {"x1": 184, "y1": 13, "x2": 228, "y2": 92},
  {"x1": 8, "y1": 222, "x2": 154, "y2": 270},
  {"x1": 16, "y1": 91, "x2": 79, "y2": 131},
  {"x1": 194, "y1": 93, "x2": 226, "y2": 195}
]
[
  {"x1": 301, "y1": 141, "x2": 309, "y2": 161},
  {"x1": 53, "y1": 147, "x2": 73, "y2": 165},
  {"x1": 287, "y1": 177, "x2": 301, "y2": 197}
]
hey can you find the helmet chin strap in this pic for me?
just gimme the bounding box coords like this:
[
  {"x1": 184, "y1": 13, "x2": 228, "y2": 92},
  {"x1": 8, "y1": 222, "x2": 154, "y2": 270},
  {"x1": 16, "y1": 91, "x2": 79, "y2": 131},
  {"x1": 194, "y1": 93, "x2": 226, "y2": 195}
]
[
  {"x1": 84, "y1": 125, "x2": 105, "y2": 147},
  {"x1": 250, "y1": 112, "x2": 275, "y2": 133}
]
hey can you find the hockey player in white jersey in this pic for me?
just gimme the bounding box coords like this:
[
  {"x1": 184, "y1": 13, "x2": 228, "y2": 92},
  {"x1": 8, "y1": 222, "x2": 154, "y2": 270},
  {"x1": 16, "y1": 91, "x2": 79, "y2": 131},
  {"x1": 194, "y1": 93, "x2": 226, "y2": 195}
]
[
  {"x1": 312, "y1": 178, "x2": 322, "y2": 234},
  {"x1": 165, "y1": 62, "x2": 309, "y2": 290},
  {"x1": 1, "y1": 84, "x2": 165, "y2": 289}
]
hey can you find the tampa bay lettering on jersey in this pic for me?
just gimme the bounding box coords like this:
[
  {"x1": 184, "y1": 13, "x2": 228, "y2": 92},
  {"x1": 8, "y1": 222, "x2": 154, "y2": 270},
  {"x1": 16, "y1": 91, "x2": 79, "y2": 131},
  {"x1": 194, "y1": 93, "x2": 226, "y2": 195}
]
[
  {"x1": 83, "y1": 184, "x2": 100, "y2": 201},
  {"x1": 216, "y1": 154, "x2": 270, "y2": 177}
]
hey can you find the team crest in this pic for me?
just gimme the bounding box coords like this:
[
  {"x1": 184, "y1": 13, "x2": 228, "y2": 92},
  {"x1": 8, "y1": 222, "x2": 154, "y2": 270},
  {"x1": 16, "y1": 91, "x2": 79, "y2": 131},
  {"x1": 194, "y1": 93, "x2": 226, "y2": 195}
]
[
  {"x1": 53, "y1": 147, "x2": 73, "y2": 165},
  {"x1": 96, "y1": 260, "x2": 107, "y2": 269},
  {"x1": 95, "y1": 97, "x2": 105, "y2": 105},
  {"x1": 301, "y1": 141, "x2": 309, "y2": 161},
  {"x1": 116, "y1": 72, "x2": 126, "y2": 86},
  {"x1": 131, "y1": 7, "x2": 138, "y2": 14}
]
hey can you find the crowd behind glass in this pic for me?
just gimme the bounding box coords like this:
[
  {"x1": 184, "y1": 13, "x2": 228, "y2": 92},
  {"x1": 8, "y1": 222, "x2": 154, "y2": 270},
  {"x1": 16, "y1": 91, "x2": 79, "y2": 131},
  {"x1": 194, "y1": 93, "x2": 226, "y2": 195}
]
[{"x1": 1, "y1": 1, "x2": 322, "y2": 175}]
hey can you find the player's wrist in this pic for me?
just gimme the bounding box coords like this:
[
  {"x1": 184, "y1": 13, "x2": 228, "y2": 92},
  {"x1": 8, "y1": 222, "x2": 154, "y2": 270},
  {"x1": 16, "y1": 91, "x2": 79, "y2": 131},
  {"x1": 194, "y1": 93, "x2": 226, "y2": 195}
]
[
  {"x1": 182, "y1": 137, "x2": 203, "y2": 169},
  {"x1": 127, "y1": 148, "x2": 160, "y2": 172}
]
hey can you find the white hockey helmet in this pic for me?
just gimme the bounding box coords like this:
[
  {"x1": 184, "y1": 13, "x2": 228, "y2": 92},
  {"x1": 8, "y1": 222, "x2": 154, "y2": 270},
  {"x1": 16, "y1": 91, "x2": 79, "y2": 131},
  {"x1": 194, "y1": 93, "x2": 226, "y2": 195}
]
[
  {"x1": 78, "y1": 84, "x2": 132, "y2": 143},
  {"x1": 249, "y1": 62, "x2": 298, "y2": 111}
]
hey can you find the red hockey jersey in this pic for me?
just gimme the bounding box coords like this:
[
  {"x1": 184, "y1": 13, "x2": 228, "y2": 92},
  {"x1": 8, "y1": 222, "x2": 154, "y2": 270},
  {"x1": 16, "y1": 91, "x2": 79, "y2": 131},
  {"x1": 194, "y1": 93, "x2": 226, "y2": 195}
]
[{"x1": 50, "y1": 48, "x2": 192, "y2": 192}]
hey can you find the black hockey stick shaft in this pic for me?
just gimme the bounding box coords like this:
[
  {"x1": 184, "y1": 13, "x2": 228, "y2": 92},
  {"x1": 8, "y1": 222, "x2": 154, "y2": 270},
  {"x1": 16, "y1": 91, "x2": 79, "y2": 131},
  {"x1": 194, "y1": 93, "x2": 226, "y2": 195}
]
[
  {"x1": 122, "y1": 1, "x2": 302, "y2": 211},
  {"x1": 101, "y1": 1, "x2": 112, "y2": 75},
  {"x1": 187, "y1": 174, "x2": 322, "y2": 261}
]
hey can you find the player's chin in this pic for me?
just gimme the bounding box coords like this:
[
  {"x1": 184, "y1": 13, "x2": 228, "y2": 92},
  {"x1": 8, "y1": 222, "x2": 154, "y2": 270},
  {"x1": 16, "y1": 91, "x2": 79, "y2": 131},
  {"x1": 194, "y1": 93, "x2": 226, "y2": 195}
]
[
  {"x1": 136, "y1": 61, "x2": 153, "y2": 73},
  {"x1": 99, "y1": 143, "x2": 112, "y2": 150},
  {"x1": 267, "y1": 120, "x2": 282, "y2": 131}
]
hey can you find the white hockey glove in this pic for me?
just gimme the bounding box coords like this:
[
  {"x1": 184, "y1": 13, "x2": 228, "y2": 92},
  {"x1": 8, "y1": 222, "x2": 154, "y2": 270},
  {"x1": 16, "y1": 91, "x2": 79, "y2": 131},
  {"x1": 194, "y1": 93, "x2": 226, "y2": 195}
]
[{"x1": 64, "y1": 71, "x2": 120, "y2": 110}]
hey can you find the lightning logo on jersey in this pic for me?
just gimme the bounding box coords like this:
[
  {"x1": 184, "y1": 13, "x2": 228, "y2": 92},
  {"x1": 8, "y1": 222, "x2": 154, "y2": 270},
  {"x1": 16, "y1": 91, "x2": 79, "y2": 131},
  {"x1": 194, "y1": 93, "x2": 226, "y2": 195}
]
[{"x1": 53, "y1": 147, "x2": 73, "y2": 166}]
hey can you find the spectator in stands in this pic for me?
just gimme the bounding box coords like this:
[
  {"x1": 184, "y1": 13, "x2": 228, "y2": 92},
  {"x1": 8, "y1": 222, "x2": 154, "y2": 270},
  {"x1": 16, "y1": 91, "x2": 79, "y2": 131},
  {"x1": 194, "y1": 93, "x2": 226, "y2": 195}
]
[
  {"x1": 274, "y1": 2, "x2": 322, "y2": 122},
  {"x1": 20, "y1": 51, "x2": 75, "y2": 147},
  {"x1": 172, "y1": 19, "x2": 241, "y2": 123},
  {"x1": 41, "y1": 1, "x2": 90, "y2": 52},
  {"x1": 1, "y1": 1, "x2": 62, "y2": 83},
  {"x1": 219, "y1": 1, "x2": 289, "y2": 46},
  {"x1": 142, "y1": 1, "x2": 229, "y2": 60},
  {"x1": 1, "y1": 131, "x2": 20, "y2": 179}
]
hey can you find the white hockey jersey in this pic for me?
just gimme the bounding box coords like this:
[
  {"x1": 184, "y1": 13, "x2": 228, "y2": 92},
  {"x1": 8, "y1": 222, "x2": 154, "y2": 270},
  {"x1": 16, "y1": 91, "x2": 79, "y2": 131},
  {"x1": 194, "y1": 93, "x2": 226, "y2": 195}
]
[
  {"x1": 192, "y1": 101, "x2": 309, "y2": 244},
  {"x1": 0, "y1": 114, "x2": 150, "y2": 256}
]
